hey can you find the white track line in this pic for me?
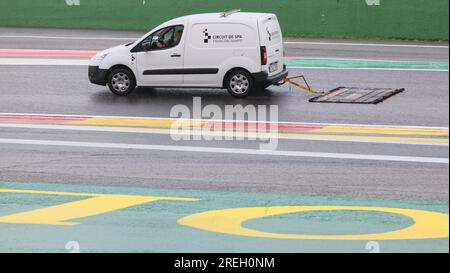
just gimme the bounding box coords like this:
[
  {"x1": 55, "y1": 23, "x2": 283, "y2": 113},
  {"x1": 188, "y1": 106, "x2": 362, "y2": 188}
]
[
  {"x1": 0, "y1": 123, "x2": 446, "y2": 147},
  {"x1": 0, "y1": 58, "x2": 88, "y2": 66},
  {"x1": 288, "y1": 66, "x2": 449, "y2": 72},
  {"x1": 288, "y1": 56, "x2": 449, "y2": 62},
  {"x1": 0, "y1": 138, "x2": 447, "y2": 164},
  {"x1": 0, "y1": 35, "x2": 137, "y2": 41},
  {"x1": 284, "y1": 41, "x2": 449, "y2": 49}
]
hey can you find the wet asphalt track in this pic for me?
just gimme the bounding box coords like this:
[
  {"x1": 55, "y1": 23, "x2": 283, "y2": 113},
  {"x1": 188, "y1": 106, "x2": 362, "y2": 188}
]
[{"x1": 0, "y1": 27, "x2": 448, "y2": 201}]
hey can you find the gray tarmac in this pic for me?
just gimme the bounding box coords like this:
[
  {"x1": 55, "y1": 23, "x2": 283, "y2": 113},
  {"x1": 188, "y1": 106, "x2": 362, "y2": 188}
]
[{"x1": 0, "y1": 28, "x2": 448, "y2": 201}]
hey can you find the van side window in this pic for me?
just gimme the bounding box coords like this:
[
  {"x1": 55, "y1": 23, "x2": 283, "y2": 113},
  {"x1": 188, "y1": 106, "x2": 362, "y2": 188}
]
[{"x1": 141, "y1": 25, "x2": 184, "y2": 51}]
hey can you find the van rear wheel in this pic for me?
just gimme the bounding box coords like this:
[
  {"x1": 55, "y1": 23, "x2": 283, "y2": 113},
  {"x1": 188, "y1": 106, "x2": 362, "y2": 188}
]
[
  {"x1": 107, "y1": 68, "x2": 136, "y2": 96},
  {"x1": 225, "y1": 70, "x2": 254, "y2": 98}
]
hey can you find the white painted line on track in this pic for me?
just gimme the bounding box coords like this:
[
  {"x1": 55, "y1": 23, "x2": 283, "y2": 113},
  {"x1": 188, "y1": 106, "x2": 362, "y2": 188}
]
[
  {"x1": 0, "y1": 138, "x2": 448, "y2": 164},
  {"x1": 288, "y1": 56, "x2": 449, "y2": 62},
  {"x1": 0, "y1": 58, "x2": 88, "y2": 66},
  {"x1": 0, "y1": 123, "x2": 447, "y2": 147},
  {"x1": 0, "y1": 35, "x2": 137, "y2": 41},
  {"x1": 288, "y1": 66, "x2": 449, "y2": 72},
  {"x1": 284, "y1": 41, "x2": 449, "y2": 49}
]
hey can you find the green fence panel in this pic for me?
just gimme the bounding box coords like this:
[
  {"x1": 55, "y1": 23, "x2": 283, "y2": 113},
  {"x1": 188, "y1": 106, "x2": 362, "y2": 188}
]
[{"x1": 0, "y1": 0, "x2": 448, "y2": 40}]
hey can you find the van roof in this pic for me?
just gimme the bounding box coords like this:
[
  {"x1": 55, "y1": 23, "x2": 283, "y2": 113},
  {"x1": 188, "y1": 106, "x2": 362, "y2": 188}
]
[{"x1": 165, "y1": 12, "x2": 276, "y2": 24}]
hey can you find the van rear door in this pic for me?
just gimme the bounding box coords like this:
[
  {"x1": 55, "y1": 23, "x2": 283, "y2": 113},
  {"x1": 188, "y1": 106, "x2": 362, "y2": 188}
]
[{"x1": 258, "y1": 15, "x2": 284, "y2": 76}]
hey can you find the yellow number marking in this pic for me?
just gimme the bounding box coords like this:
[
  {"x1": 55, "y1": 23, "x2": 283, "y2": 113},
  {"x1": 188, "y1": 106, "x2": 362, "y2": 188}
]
[
  {"x1": 179, "y1": 206, "x2": 449, "y2": 240},
  {"x1": 0, "y1": 189, "x2": 198, "y2": 226}
]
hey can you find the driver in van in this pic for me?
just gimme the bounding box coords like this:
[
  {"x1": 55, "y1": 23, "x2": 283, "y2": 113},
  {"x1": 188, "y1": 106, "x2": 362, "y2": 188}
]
[{"x1": 155, "y1": 29, "x2": 183, "y2": 49}]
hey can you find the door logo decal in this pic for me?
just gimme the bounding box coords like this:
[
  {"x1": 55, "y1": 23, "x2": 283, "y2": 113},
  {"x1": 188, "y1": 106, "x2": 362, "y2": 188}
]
[
  {"x1": 266, "y1": 27, "x2": 280, "y2": 41},
  {"x1": 267, "y1": 27, "x2": 272, "y2": 41},
  {"x1": 202, "y1": 28, "x2": 243, "y2": 44},
  {"x1": 203, "y1": 29, "x2": 212, "y2": 43}
]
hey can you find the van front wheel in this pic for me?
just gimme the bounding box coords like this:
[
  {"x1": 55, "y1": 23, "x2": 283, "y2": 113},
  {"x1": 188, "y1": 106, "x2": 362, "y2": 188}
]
[
  {"x1": 107, "y1": 68, "x2": 136, "y2": 96},
  {"x1": 225, "y1": 70, "x2": 254, "y2": 98}
]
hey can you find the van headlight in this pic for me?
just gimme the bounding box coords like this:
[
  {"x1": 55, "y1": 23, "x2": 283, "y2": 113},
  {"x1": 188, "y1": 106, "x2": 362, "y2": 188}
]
[{"x1": 92, "y1": 50, "x2": 109, "y2": 61}]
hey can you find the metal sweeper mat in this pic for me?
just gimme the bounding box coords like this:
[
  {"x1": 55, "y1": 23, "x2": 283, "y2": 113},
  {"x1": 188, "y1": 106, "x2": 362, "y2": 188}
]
[
  {"x1": 281, "y1": 75, "x2": 405, "y2": 104},
  {"x1": 308, "y1": 87, "x2": 405, "y2": 104}
]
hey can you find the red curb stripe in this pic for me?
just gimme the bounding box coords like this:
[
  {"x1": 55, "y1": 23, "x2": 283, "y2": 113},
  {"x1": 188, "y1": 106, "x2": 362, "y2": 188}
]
[
  {"x1": 0, "y1": 49, "x2": 96, "y2": 58},
  {"x1": 284, "y1": 57, "x2": 301, "y2": 61},
  {"x1": 0, "y1": 114, "x2": 328, "y2": 132},
  {"x1": 0, "y1": 114, "x2": 89, "y2": 123}
]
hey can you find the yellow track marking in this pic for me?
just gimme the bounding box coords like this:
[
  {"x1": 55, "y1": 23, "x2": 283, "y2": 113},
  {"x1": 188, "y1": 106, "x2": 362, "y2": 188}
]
[
  {"x1": 277, "y1": 132, "x2": 448, "y2": 143},
  {"x1": 315, "y1": 126, "x2": 448, "y2": 136},
  {"x1": 0, "y1": 188, "x2": 198, "y2": 226},
  {"x1": 68, "y1": 117, "x2": 448, "y2": 138},
  {"x1": 1, "y1": 115, "x2": 447, "y2": 144},
  {"x1": 179, "y1": 206, "x2": 449, "y2": 240},
  {"x1": 54, "y1": 125, "x2": 448, "y2": 144}
]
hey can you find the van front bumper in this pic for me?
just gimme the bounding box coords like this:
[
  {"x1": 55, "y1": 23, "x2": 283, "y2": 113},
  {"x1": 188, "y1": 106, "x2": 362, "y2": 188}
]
[
  {"x1": 253, "y1": 66, "x2": 288, "y2": 87},
  {"x1": 88, "y1": 66, "x2": 108, "y2": 86}
]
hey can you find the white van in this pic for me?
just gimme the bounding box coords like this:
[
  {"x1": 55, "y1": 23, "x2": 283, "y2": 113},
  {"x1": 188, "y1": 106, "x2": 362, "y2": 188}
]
[{"x1": 88, "y1": 10, "x2": 288, "y2": 97}]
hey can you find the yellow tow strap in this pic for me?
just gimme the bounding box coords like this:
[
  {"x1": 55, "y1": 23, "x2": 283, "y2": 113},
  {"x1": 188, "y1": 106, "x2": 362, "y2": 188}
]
[{"x1": 283, "y1": 75, "x2": 323, "y2": 94}]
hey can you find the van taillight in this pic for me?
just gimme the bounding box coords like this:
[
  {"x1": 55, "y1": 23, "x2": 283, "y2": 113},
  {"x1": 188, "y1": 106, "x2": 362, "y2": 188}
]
[{"x1": 260, "y1": 46, "x2": 267, "y2": 66}]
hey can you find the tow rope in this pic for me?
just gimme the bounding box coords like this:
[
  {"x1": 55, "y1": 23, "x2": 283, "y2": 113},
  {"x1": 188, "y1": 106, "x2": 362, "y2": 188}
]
[{"x1": 281, "y1": 75, "x2": 323, "y2": 94}]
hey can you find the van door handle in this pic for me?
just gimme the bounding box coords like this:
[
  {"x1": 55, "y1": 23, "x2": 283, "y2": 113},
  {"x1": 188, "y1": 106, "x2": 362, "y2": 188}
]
[
  {"x1": 171, "y1": 53, "x2": 181, "y2": 57},
  {"x1": 275, "y1": 49, "x2": 280, "y2": 52}
]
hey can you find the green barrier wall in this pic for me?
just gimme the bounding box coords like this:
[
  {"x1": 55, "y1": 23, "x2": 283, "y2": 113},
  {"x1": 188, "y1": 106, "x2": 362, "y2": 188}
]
[{"x1": 0, "y1": 0, "x2": 448, "y2": 40}]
